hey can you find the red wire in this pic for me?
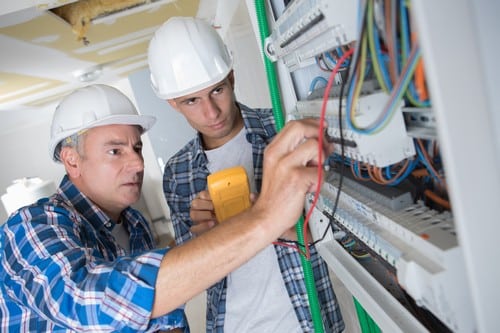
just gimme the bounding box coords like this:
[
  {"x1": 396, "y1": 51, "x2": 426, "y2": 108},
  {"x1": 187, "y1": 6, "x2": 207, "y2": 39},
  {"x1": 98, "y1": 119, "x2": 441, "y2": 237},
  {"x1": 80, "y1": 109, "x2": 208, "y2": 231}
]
[
  {"x1": 273, "y1": 241, "x2": 307, "y2": 257},
  {"x1": 302, "y1": 48, "x2": 355, "y2": 259}
]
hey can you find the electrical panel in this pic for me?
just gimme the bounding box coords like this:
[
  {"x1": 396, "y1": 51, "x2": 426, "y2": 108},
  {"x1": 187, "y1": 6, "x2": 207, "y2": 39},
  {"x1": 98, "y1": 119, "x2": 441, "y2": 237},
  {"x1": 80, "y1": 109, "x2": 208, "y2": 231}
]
[
  {"x1": 306, "y1": 176, "x2": 472, "y2": 332},
  {"x1": 255, "y1": 0, "x2": 485, "y2": 332},
  {"x1": 291, "y1": 93, "x2": 415, "y2": 167},
  {"x1": 264, "y1": 0, "x2": 358, "y2": 71}
]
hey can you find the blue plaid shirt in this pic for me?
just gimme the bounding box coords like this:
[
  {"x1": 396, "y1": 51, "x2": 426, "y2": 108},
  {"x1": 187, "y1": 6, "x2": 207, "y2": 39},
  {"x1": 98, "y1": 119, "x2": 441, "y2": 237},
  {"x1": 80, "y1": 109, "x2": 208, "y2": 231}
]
[
  {"x1": 163, "y1": 103, "x2": 344, "y2": 332},
  {"x1": 0, "y1": 175, "x2": 188, "y2": 332}
]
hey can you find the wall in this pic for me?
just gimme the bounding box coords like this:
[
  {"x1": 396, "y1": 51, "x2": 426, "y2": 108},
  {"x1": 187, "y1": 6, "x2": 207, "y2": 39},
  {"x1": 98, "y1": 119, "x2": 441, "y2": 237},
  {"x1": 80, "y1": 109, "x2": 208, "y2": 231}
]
[{"x1": 0, "y1": 105, "x2": 64, "y2": 223}]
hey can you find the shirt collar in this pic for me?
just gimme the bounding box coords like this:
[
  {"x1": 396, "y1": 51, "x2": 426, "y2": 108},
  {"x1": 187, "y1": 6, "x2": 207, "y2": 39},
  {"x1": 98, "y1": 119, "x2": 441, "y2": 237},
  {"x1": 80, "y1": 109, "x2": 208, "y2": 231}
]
[
  {"x1": 191, "y1": 132, "x2": 208, "y2": 168},
  {"x1": 239, "y1": 103, "x2": 271, "y2": 143},
  {"x1": 57, "y1": 175, "x2": 134, "y2": 233}
]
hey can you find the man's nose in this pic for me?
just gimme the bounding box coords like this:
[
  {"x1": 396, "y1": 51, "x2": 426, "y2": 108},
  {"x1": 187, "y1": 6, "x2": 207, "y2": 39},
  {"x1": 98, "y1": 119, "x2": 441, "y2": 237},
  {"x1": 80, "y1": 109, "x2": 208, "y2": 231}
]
[
  {"x1": 202, "y1": 98, "x2": 220, "y2": 119},
  {"x1": 127, "y1": 151, "x2": 144, "y2": 172}
]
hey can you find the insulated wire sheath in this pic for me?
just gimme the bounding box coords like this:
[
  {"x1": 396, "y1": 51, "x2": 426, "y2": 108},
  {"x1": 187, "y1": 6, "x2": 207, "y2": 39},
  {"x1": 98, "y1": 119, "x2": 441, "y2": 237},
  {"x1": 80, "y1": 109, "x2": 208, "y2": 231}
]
[
  {"x1": 254, "y1": 1, "x2": 324, "y2": 332},
  {"x1": 254, "y1": 0, "x2": 284, "y2": 130},
  {"x1": 354, "y1": 298, "x2": 382, "y2": 333}
]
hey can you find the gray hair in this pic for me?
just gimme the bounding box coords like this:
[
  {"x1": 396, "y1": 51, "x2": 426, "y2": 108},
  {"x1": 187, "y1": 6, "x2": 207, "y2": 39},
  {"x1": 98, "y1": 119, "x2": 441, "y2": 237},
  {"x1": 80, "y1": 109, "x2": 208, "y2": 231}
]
[{"x1": 54, "y1": 130, "x2": 86, "y2": 162}]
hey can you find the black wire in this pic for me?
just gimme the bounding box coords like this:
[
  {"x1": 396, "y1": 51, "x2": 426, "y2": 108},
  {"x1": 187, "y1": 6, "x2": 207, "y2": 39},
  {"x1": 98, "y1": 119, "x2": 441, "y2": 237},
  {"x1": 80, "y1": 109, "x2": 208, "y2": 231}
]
[
  {"x1": 310, "y1": 60, "x2": 353, "y2": 246},
  {"x1": 310, "y1": 4, "x2": 368, "y2": 246},
  {"x1": 328, "y1": 1, "x2": 368, "y2": 236},
  {"x1": 276, "y1": 238, "x2": 304, "y2": 247}
]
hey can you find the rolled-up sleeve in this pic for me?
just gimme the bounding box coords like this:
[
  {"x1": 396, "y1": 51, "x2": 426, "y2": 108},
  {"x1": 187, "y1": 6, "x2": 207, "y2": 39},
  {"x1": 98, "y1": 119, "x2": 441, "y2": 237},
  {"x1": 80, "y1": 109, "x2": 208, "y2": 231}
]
[{"x1": 0, "y1": 208, "x2": 187, "y2": 332}]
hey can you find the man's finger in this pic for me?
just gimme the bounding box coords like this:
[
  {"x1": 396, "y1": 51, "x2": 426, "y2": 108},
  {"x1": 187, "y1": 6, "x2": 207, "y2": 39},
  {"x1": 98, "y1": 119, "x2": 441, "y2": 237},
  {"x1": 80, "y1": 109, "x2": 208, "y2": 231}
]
[
  {"x1": 197, "y1": 190, "x2": 212, "y2": 201},
  {"x1": 190, "y1": 221, "x2": 216, "y2": 236},
  {"x1": 267, "y1": 119, "x2": 322, "y2": 155},
  {"x1": 281, "y1": 137, "x2": 323, "y2": 167},
  {"x1": 190, "y1": 209, "x2": 215, "y2": 223},
  {"x1": 191, "y1": 197, "x2": 214, "y2": 211}
]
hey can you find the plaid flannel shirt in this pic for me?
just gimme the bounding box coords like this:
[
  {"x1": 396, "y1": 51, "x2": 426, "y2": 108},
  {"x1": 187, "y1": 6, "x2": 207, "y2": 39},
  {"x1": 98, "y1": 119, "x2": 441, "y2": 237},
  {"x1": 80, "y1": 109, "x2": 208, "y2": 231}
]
[
  {"x1": 0, "y1": 175, "x2": 188, "y2": 332},
  {"x1": 163, "y1": 103, "x2": 344, "y2": 332}
]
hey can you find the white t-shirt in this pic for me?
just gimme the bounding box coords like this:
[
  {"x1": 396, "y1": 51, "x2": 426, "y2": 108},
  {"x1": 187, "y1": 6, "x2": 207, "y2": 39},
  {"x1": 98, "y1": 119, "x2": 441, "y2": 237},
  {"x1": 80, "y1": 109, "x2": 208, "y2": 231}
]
[
  {"x1": 111, "y1": 221, "x2": 130, "y2": 253},
  {"x1": 205, "y1": 127, "x2": 301, "y2": 333}
]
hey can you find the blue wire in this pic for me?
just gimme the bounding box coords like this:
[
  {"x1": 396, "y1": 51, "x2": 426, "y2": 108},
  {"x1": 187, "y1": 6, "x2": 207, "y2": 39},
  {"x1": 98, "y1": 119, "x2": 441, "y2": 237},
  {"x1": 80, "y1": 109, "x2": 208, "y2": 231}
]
[
  {"x1": 415, "y1": 141, "x2": 442, "y2": 184},
  {"x1": 353, "y1": 162, "x2": 361, "y2": 177},
  {"x1": 400, "y1": 1, "x2": 430, "y2": 107},
  {"x1": 400, "y1": 1, "x2": 411, "y2": 70},
  {"x1": 372, "y1": 21, "x2": 393, "y2": 91},
  {"x1": 385, "y1": 166, "x2": 392, "y2": 179},
  {"x1": 365, "y1": 61, "x2": 372, "y2": 77},
  {"x1": 391, "y1": 1, "x2": 400, "y2": 75},
  {"x1": 334, "y1": 48, "x2": 350, "y2": 67},
  {"x1": 348, "y1": 45, "x2": 421, "y2": 135},
  {"x1": 346, "y1": 70, "x2": 357, "y2": 131},
  {"x1": 366, "y1": 47, "x2": 420, "y2": 134},
  {"x1": 353, "y1": 162, "x2": 370, "y2": 180},
  {"x1": 336, "y1": 47, "x2": 344, "y2": 58},
  {"x1": 309, "y1": 76, "x2": 329, "y2": 93},
  {"x1": 325, "y1": 52, "x2": 337, "y2": 66},
  {"x1": 349, "y1": 51, "x2": 417, "y2": 135},
  {"x1": 387, "y1": 157, "x2": 419, "y2": 186}
]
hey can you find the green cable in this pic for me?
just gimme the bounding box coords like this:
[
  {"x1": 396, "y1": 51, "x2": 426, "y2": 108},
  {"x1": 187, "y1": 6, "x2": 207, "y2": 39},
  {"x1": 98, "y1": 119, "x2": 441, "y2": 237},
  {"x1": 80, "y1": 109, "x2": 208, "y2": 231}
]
[
  {"x1": 353, "y1": 298, "x2": 381, "y2": 333},
  {"x1": 253, "y1": 1, "x2": 284, "y2": 130},
  {"x1": 254, "y1": 1, "x2": 324, "y2": 332}
]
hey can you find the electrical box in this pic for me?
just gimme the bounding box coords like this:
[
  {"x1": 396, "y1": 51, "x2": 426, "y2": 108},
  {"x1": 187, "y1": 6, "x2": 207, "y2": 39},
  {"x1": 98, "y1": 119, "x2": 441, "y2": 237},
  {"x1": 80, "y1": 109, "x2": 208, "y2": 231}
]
[{"x1": 246, "y1": 0, "x2": 500, "y2": 331}]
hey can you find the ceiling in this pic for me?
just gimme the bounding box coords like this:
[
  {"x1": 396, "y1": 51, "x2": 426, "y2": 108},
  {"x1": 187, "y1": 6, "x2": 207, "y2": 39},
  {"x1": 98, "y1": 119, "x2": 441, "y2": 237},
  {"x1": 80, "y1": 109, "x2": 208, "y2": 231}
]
[{"x1": 0, "y1": 0, "x2": 239, "y2": 112}]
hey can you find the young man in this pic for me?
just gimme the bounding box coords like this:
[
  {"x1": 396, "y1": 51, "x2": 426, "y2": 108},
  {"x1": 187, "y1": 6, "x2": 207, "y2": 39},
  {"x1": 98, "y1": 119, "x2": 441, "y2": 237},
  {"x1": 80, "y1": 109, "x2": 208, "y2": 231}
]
[
  {"x1": 148, "y1": 17, "x2": 345, "y2": 332},
  {"x1": 0, "y1": 84, "x2": 328, "y2": 332}
]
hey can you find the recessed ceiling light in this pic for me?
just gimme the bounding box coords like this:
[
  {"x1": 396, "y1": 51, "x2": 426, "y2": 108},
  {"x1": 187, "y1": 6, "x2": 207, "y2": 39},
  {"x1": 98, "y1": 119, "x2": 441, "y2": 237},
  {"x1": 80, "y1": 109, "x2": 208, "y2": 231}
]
[{"x1": 72, "y1": 65, "x2": 103, "y2": 82}]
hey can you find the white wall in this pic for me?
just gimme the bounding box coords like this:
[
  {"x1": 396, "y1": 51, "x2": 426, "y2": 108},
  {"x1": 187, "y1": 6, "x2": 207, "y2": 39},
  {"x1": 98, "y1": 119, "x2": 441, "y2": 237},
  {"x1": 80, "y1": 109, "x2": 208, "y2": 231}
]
[
  {"x1": 0, "y1": 105, "x2": 65, "y2": 222},
  {"x1": 224, "y1": 1, "x2": 271, "y2": 109}
]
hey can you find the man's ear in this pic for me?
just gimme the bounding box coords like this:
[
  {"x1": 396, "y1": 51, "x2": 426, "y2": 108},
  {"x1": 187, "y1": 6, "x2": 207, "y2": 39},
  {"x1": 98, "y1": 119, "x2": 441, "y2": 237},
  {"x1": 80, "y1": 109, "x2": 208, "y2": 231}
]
[
  {"x1": 228, "y1": 70, "x2": 235, "y2": 88},
  {"x1": 167, "y1": 99, "x2": 178, "y2": 110},
  {"x1": 60, "y1": 147, "x2": 80, "y2": 178}
]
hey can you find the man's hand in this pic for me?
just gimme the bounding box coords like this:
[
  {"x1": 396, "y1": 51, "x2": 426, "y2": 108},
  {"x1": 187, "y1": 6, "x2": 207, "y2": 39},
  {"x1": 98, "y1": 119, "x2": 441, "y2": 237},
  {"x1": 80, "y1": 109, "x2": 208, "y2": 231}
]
[
  {"x1": 252, "y1": 118, "x2": 326, "y2": 232},
  {"x1": 189, "y1": 190, "x2": 217, "y2": 236}
]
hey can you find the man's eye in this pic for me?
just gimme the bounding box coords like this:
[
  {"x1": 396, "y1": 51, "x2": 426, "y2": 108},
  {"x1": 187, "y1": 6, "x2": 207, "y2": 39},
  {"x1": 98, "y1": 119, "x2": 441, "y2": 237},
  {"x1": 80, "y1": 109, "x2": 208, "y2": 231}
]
[
  {"x1": 213, "y1": 87, "x2": 224, "y2": 95},
  {"x1": 108, "y1": 149, "x2": 120, "y2": 155}
]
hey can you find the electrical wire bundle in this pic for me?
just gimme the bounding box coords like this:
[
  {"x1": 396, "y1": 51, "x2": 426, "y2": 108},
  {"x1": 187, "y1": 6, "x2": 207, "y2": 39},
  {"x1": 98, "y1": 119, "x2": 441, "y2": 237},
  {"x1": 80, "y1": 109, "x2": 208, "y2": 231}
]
[
  {"x1": 298, "y1": 0, "x2": 451, "y2": 251},
  {"x1": 340, "y1": 0, "x2": 447, "y2": 198}
]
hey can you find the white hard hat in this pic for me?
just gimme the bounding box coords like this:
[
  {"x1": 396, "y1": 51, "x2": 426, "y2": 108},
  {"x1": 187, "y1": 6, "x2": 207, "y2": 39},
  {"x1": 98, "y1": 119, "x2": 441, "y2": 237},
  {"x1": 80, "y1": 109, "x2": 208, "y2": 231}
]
[
  {"x1": 49, "y1": 84, "x2": 156, "y2": 162},
  {"x1": 148, "y1": 16, "x2": 233, "y2": 100}
]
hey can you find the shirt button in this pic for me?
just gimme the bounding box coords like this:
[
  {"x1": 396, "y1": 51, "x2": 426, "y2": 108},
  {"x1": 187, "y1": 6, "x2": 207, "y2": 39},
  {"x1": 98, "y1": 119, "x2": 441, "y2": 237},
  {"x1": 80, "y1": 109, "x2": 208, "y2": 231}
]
[{"x1": 105, "y1": 222, "x2": 112, "y2": 228}]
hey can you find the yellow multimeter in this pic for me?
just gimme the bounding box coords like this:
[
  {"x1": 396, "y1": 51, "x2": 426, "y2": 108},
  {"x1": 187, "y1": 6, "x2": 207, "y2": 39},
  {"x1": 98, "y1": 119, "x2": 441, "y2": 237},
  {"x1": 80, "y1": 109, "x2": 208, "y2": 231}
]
[{"x1": 207, "y1": 166, "x2": 251, "y2": 223}]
